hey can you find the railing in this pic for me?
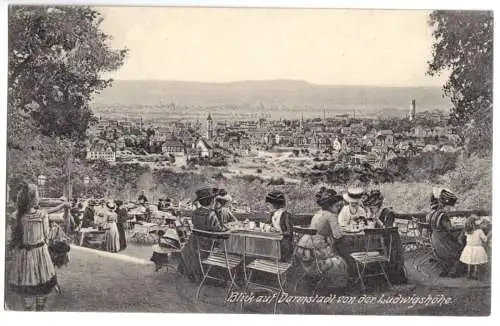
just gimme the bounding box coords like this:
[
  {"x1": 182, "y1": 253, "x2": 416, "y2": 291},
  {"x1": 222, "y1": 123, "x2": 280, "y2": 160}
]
[{"x1": 177, "y1": 209, "x2": 491, "y2": 226}]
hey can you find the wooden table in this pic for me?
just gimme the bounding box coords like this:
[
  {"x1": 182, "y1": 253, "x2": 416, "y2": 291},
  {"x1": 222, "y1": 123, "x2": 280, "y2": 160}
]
[
  {"x1": 227, "y1": 229, "x2": 283, "y2": 259},
  {"x1": 76, "y1": 228, "x2": 106, "y2": 246}
]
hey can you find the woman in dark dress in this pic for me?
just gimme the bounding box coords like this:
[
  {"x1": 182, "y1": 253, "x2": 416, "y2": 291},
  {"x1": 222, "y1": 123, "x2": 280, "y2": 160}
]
[
  {"x1": 425, "y1": 187, "x2": 465, "y2": 277},
  {"x1": 265, "y1": 190, "x2": 294, "y2": 262},
  {"x1": 362, "y1": 190, "x2": 407, "y2": 284},
  {"x1": 80, "y1": 200, "x2": 96, "y2": 228},
  {"x1": 178, "y1": 185, "x2": 226, "y2": 282},
  {"x1": 115, "y1": 200, "x2": 128, "y2": 251},
  {"x1": 363, "y1": 190, "x2": 396, "y2": 227}
]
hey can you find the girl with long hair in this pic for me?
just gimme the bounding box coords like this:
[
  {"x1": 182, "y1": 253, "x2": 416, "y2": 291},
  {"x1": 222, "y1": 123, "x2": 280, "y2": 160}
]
[{"x1": 8, "y1": 183, "x2": 59, "y2": 311}]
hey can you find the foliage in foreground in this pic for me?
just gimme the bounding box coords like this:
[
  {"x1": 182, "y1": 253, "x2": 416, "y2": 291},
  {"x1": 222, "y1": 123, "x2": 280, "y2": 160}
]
[{"x1": 428, "y1": 10, "x2": 493, "y2": 155}]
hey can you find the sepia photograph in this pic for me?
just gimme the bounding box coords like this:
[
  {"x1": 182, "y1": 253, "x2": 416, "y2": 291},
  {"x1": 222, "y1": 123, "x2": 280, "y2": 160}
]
[{"x1": 2, "y1": 3, "x2": 494, "y2": 316}]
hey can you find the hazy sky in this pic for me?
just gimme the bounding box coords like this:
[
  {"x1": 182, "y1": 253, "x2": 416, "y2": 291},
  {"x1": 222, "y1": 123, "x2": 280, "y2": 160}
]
[{"x1": 96, "y1": 7, "x2": 449, "y2": 87}]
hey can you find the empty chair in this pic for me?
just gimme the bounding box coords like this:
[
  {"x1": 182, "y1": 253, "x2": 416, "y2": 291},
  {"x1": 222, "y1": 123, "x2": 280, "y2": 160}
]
[
  {"x1": 240, "y1": 232, "x2": 292, "y2": 314},
  {"x1": 191, "y1": 229, "x2": 243, "y2": 303},
  {"x1": 350, "y1": 227, "x2": 393, "y2": 291}
]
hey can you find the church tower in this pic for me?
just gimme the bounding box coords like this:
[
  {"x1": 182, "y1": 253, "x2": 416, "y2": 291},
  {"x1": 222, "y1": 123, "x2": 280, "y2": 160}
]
[
  {"x1": 206, "y1": 113, "x2": 213, "y2": 139},
  {"x1": 409, "y1": 99, "x2": 416, "y2": 121}
]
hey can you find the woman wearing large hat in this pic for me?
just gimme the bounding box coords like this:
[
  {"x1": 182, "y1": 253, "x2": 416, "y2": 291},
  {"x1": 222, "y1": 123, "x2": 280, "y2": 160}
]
[
  {"x1": 337, "y1": 186, "x2": 368, "y2": 228},
  {"x1": 425, "y1": 187, "x2": 465, "y2": 277},
  {"x1": 115, "y1": 200, "x2": 128, "y2": 251},
  {"x1": 104, "y1": 200, "x2": 120, "y2": 253},
  {"x1": 296, "y1": 187, "x2": 348, "y2": 288},
  {"x1": 178, "y1": 185, "x2": 226, "y2": 282},
  {"x1": 214, "y1": 189, "x2": 237, "y2": 225},
  {"x1": 362, "y1": 190, "x2": 408, "y2": 284},
  {"x1": 362, "y1": 190, "x2": 396, "y2": 228},
  {"x1": 265, "y1": 190, "x2": 294, "y2": 262}
]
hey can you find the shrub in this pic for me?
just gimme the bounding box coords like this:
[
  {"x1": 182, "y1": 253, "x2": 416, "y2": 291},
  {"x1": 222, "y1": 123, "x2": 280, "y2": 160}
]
[
  {"x1": 268, "y1": 177, "x2": 285, "y2": 186},
  {"x1": 441, "y1": 154, "x2": 492, "y2": 210},
  {"x1": 239, "y1": 174, "x2": 263, "y2": 183},
  {"x1": 212, "y1": 171, "x2": 225, "y2": 180}
]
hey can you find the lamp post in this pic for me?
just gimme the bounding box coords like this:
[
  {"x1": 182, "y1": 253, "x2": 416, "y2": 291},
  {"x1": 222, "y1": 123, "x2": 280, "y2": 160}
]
[
  {"x1": 37, "y1": 175, "x2": 47, "y2": 198},
  {"x1": 83, "y1": 176, "x2": 90, "y2": 199}
]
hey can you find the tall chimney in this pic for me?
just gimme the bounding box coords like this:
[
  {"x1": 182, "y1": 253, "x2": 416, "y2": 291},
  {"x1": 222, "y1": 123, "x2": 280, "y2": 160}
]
[{"x1": 410, "y1": 99, "x2": 416, "y2": 121}]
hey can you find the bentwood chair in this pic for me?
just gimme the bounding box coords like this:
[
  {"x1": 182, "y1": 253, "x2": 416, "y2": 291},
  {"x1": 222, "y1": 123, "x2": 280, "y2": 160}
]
[
  {"x1": 350, "y1": 227, "x2": 393, "y2": 291},
  {"x1": 291, "y1": 226, "x2": 325, "y2": 295},
  {"x1": 240, "y1": 232, "x2": 292, "y2": 314},
  {"x1": 191, "y1": 229, "x2": 243, "y2": 303}
]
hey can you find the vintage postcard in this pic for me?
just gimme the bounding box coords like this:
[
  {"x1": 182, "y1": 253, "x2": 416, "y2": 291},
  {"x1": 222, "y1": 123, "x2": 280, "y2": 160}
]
[{"x1": 2, "y1": 4, "x2": 493, "y2": 316}]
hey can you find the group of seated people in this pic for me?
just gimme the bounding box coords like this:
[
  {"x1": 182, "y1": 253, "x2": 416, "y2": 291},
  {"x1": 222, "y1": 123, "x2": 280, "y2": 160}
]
[
  {"x1": 174, "y1": 183, "x2": 402, "y2": 286},
  {"x1": 171, "y1": 183, "x2": 491, "y2": 286}
]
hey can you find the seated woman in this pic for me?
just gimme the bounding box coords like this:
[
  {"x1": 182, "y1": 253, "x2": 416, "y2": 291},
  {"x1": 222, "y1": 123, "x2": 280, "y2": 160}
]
[
  {"x1": 150, "y1": 229, "x2": 182, "y2": 271},
  {"x1": 362, "y1": 190, "x2": 395, "y2": 227},
  {"x1": 296, "y1": 187, "x2": 348, "y2": 288},
  {"x1": 338, "y1": 186, "x2": 368, "y2": 228},
  {"x1": 425, "y1": 187, "x2": 465, "y2": 277},
  {"x1": 214, "y1": 189, "x2": 237, "y2": 225},
  {"x1": 265, "y1": 190, "x2": 293, "y2": 262},
  {"x1": 178, "y1": 185, "x2": 226, "y2": 282}
]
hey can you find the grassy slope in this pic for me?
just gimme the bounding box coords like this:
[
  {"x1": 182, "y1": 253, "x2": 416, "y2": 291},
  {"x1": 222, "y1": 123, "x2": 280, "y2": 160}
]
[{"x1": 103, "y1": 155, "x2": 491, "y2": 215}]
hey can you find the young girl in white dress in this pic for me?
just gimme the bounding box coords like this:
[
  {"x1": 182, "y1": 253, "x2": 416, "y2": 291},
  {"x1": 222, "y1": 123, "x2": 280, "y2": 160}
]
[{"x1": 459, "y1": 215, "x2": 488, "y2": 280}]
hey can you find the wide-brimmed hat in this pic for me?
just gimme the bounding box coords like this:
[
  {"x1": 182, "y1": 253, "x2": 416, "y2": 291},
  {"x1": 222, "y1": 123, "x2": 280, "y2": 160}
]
[
  {"x1": 265, "y1": 190, "x2": 286, "y2": 205},
  {"x1": 362, "y1": 190, "x2": 384, "y2": 207},
  {"x1": 316, "y1": 187, "x2": 343, "y2": 207},
  {"x1": 106, "y1": 200, "x2": 116, "y2": 210},
  {"x1": 195, "y1": 185, "x2": 218, "y2": 202},
  {"x1": 432, "y1": 187, "x2": 457, "y2": 207},
  {"x1": 158, "y1": 229, "x2": 181, "y2": 249},
  {"x1": 216, "y1": 189, "x2": 232, "y2": 203},
  {"x1": 343, "y1": 187, "x2": 365, "y2": 203}
]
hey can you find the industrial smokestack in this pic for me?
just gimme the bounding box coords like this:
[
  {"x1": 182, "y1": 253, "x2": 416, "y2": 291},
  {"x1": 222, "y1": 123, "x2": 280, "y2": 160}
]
[{"x1": 410, "y1": 99, "x2": 416, "y2": 121}]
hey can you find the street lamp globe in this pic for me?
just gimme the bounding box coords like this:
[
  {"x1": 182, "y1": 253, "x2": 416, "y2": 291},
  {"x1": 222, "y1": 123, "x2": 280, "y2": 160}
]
[{"x1": 37, "y1": 175, "x2": 47, "y2": 186}]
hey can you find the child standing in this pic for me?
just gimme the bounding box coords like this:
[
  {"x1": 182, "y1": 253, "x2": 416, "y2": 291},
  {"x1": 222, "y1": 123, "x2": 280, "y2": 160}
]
[{"x1": 459, "y1": 215, "x2": 488, "y2": 280}]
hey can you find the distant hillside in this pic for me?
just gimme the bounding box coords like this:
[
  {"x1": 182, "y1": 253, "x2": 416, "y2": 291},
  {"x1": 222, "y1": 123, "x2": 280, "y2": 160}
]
[{"x1": 91, "y1": 80, "x2": 451, "y2": 120}]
